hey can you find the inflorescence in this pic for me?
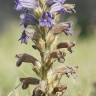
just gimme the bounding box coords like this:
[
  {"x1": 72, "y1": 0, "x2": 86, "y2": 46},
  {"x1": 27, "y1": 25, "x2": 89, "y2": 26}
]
[{"x1": 15, "y1": 0, "x2": 78, "y2": 96}]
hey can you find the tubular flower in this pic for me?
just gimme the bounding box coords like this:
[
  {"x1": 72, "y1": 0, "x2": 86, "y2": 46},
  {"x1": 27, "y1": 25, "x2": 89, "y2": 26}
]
[
  {"x1": 20, "y1": 13, "x2": 38, "y2": 28},
  {"x1": 46, "y1": 0, "x2": 66, "y2": 14},
  {"x1": 39, "y1": 12, "x2": 54, "y2": 28},
  {"x1": 19, "y1": 30, "x2": 29, "y2": 44},
  {"x1": 50, "y1": 22, "x2": 72, "y2": 35},
  {"x1": 48, "y1": 0, "x2": 75, "y2": 14},
  {"x1": 50, "y1": 3, "x2": 65, "y2": 14},
  {"x1": 15, "y1": 0, "x2": 39, "y2": 11}
]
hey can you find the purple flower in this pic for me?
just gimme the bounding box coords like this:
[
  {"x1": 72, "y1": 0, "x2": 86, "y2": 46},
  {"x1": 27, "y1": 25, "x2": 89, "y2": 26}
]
[
  {"x1": 39, "y1": 12, "x2": 54, "y2": 28},
  {"x1": 15, "y1": 0, "x2": 39, "y2": 11},
  {"x1": 20, "y1": 13, "x2": 38, "y2": 28},
  {"x1": 19, "y1": 30, "x2": 29, "y2": 44},
  {"x1": 50, "y1": 2, "x2": 75, "y2": 14},
  {"x1": 46, "y1": 0, "x2": 66, "y2": 6},
  {"x1": 50, "y1": 3, "x2": 65, "y2": 14},
  {"x1": 47, "y1": 0, "x2": 73, "y2": 14}
]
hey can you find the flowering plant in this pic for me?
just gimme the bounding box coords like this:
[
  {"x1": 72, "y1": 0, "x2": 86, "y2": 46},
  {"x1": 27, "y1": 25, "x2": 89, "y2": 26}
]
[{"x1": 14, "y1": 0, "x2": 78, "y2": 96}]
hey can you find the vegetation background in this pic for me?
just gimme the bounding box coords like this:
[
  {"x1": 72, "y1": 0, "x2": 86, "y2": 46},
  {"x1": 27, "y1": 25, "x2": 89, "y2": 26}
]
[{"x1": 0, "y1": 0, "x2": 96, "y2": 96}]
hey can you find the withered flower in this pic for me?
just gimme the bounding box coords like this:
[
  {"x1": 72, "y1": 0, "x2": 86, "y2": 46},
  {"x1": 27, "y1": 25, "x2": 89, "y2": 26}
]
[
  {"x1": 51, "y1": 22, "x2": 72, "y2": 35},
  {"x1": 45, "y1": 50, "x2": 66, "y2": 70},
  {"x1": 32, "y1": 87, "x2": 45, "y2": 96},
  {"x1": 49, "y1": 50, "x2": 66, "y2": 63},
  {"x1": 54, "y1": 66, "x2": 78, "y2": 78},
  {"x1": 20, "y1": 77, "x2": 40, "y2": 89},
  {"x1": 52, "y1": 85, "x2": 67, "y2": 94},
  {"x1": 57, "y1": 42, "x2": 75, "y2": 53},
  {"x1": 16, "y1": 53, "x2": 41, "y2": 68}
]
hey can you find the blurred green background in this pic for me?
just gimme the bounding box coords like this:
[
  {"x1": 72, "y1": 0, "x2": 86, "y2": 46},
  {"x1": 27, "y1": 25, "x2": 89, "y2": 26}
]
[{"x1": 0, "y1": 0, "x2": 96, "y2": 96}]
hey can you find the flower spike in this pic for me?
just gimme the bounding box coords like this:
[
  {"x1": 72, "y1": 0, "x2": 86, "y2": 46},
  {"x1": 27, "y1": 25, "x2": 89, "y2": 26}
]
[{"x1": 15, "y1": 0, "x2": 78, "y2": 95}]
